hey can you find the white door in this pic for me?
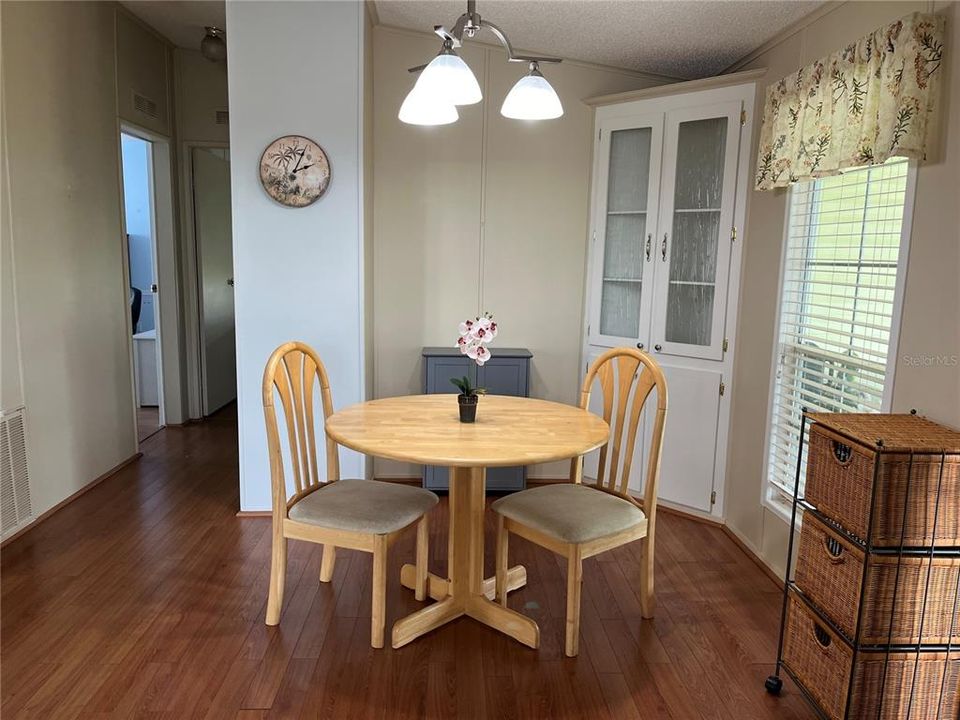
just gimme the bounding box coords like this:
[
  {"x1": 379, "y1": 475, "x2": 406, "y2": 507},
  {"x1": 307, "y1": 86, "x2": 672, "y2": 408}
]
[
  {"x1": 193, "y1": 147, "x2": 236, "y2": 416},
  {"x1": 652, "y1": 363, "x2": 722, "y2": 511},
  {"x1": 650, "y1": 102, "x2": 742, "y2": 361},
  {"x1": 589, "y1": 114, "x2": 664, "y2": 350}
]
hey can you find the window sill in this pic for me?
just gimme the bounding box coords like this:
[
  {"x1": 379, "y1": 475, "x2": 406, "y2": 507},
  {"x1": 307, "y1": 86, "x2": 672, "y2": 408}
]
[{"x1": 763, "y1": 488, "x2": 800, "y2": 529}]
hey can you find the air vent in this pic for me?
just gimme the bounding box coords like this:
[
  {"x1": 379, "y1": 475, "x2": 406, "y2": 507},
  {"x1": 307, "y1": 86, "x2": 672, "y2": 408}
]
[
  {"x1": 215, "y1": 110, "x2": 229, "y2": 125},
  {"x1": 1, "y1": 408, "x2": 32, "y2": 539},
  {"x1": 132, "y1": 91, "x2": 159, "y2": 120}
]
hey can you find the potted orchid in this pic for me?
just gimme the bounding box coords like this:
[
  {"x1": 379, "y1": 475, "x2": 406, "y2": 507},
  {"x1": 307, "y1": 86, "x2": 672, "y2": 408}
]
[{"x1": 453, "y1": 313, "x2": 497, "y2": 423}]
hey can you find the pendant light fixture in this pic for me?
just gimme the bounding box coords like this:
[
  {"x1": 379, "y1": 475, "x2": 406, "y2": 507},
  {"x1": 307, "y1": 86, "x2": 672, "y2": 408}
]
[
  {"x1": 399, "y1": 0, "x2": 562, "y2": 126},
  {"x1": 398, "y1": 87, "x2": 460, "y2": 126},
  {"x1": 501, "y1": 62, "x2": 563, "y2": 120},
  {"x1": 416, "y1": 41, "x2": 482, "y2": 106},
  {"x1": 200, "y1": 26, "x2": 226, "y2": 63}
]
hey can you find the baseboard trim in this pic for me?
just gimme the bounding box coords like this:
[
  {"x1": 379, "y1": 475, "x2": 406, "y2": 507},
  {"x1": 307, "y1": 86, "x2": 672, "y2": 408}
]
[
  {"x1": 656, "y1": 502, "x2": 724, "y2": 527},
  {"x1": 1, "y1": 452, "x2": 143, "y2": 549},
  {"x1": 721, "y1": 525, "x2": 784, "y2": 590}
]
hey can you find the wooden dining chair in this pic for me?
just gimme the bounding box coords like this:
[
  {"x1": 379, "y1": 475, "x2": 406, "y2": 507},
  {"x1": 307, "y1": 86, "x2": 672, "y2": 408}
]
[
  {"x1": 491, "y1": 347, "x2": 668, "y2": 657},
  {"x1": 262, "y1": 341, "x2": 438, "y2": 648}
]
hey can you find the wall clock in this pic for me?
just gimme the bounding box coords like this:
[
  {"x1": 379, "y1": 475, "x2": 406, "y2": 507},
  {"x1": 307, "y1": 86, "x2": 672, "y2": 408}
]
[{"x1": 258, "y1": 135, "x2": 330, "y2": 208}]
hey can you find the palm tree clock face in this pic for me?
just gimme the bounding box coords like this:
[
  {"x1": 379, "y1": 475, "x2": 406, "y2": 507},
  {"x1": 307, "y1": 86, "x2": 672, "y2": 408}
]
[{"x1": 258, "y1": 135, "x2": 330, "y2": 208}]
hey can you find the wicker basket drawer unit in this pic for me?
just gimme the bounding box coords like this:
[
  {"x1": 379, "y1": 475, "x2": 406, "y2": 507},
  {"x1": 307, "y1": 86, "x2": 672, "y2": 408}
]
[
  {"x1": 782, "y1": 595, "x2": 960, "y2": 720},
  {"x1": 795, "y1": 511, "x2": 960, "y2": 645},
  {"x1": 804, "y1": 414, "x2": 960, "y2": 547}
]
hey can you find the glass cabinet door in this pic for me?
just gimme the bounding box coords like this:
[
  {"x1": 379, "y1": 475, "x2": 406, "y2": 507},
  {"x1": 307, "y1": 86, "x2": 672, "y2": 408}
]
[
  {"x1": 650, "y1": 102, "x2": 742, "y2": 360},
  {"x1": 589, "y1": 115, "x2": 663, "y2": 347}
]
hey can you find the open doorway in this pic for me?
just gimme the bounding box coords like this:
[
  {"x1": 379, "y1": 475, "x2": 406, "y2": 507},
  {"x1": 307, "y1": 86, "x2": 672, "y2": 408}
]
[
  {"x1": 121, "y1": 132, "x2": 163, "y2": 442},
  {"x1": 191, "y1": 146, "x2": 236, "y2": 416}
]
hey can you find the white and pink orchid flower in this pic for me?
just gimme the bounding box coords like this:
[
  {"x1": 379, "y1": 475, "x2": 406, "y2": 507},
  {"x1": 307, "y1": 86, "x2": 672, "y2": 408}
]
[
  {"x1": 456, "y1": 313, "x2": 496, "y2": 366},
  {"x1": 468, "y1": 344, "x2": 490, "y2": 366}
]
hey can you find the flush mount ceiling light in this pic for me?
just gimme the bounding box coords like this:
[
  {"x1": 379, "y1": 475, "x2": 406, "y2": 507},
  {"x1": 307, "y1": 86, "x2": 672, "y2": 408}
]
[
  {"x1": 399, "y1": 0, "x2": 563, "y2": 126},
  {"x1": 200, "y1": 26, "x2": 226, "y2": 63}
]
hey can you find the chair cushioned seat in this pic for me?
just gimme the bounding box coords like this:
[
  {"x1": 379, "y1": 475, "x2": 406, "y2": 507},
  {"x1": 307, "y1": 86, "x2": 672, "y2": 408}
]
[
  {"x1": 491, "y1": 483, "x2": 645, "y2": 544},
  {"x1": 288, "y1": 480, "x2": 438, "y2": 535}
]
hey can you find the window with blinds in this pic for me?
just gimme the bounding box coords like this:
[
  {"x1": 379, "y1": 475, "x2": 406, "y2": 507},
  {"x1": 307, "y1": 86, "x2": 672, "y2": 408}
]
[{"x1": 765, "y1": 158, "x2": 911, "y2": 502}]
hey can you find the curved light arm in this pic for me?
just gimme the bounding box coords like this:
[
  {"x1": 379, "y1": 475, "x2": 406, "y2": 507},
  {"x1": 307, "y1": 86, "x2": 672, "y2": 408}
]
[
  {"x1": 408, "y1": 1, "x2": 561, "y2": 73},
  {"x1": 478, "y1": 20, "x2": 561, "y2": 64}
]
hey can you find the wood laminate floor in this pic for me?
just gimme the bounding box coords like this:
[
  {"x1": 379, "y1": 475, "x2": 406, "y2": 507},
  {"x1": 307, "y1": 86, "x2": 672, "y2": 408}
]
[
  {"x1": 1, "y1": 407, "x2": 816, "y2": 719},
  {"x1": 136, "y1": 406, "x2": 162, "y2": 443}
]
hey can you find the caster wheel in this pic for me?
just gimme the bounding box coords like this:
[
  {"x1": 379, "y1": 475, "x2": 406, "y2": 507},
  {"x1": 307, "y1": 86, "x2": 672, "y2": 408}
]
[{"x1": 765, "y1": 675, "x2": 783, "y2": 695}]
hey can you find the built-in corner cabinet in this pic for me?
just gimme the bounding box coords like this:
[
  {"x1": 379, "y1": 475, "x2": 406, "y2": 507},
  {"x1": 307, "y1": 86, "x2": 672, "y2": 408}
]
[{"x1": 582, "y1": 78, "x2": 758, "y2": 519}]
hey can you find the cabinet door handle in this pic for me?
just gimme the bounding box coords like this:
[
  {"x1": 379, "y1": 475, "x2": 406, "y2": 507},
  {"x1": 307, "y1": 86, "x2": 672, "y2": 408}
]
[
  {"x1": 661, "y1": 234, "x2": 668, "y2": 262},
  {"x1": 645, "y1": 234, "x2": 652, "y2": 262},
  {"x1": 654, "y1": 344, "x2": 662, "y2": 352},
  {"x1": 636, "y1": 342, "x2": 644, "y2": 350}
]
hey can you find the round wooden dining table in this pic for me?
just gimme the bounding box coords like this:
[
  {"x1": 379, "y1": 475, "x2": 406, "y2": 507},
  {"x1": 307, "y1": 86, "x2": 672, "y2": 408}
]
[{"x1": 325, "y1": 394, "x2": 610, "y2": 649}]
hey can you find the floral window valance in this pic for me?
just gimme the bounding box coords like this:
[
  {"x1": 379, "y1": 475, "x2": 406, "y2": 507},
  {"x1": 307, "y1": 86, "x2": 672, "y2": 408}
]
[{"x1": 755, "y1": 12, "x2": 945, "y2": 190}]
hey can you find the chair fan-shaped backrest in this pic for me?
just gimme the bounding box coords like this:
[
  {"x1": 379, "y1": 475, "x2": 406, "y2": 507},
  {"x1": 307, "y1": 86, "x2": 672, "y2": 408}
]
[
  {"x1": 262, "y1": 342, "x2": 340, "y2": 510},
  {"x1": 571, "y1": 348, "x2": 668, "y2": 515}
]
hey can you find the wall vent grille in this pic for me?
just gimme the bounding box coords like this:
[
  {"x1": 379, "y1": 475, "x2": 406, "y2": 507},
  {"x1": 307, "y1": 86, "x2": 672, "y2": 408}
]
[
  {"x1": 132, "y1": 91, "x2": 159, "y2": 120},
  {"x1": 1, "y1": 408, "x2": 32, "y2": 540},
  {"x1": 215, "y1": 110, "x2": 229, "y2": 125}
]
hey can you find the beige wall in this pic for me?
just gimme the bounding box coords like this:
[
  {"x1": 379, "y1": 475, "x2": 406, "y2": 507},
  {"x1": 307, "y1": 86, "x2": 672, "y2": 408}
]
[
  {"x1": 724, "y1": 1, "x2": 960, "y2": 576},
  {"x1": 1, "y1": 1, "x2": 137, "y2": 516},
  {"x1": 117, "y1": 9, "x2": 173, "y2": 137},
  {"x1": 372, "y1": 26, "x2": 668, "y2": 478},
  {"x1": 0, "y1": 1, "x2": 207, "y2": 521},
  {"x1": 1, "y1": 3, "x2": 24, "y2": 414},
  {"x1": 176, "y1": 49, "x2": 230, "y2": 144},
  {"x1": 363, "y1": 2, "x2": 375, "y2": 467}
]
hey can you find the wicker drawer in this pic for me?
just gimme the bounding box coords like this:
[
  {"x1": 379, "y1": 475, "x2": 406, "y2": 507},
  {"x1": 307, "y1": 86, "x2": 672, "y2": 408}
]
[
  {"x1": 805, "y1": 423, "x2": 960, "y2": 547},
  {"x1": 783, "y1": 595, "x2": 960, "y2": 720},
  {"x1": 796, "y1": 511, "x2": 960, "y2": 645}
]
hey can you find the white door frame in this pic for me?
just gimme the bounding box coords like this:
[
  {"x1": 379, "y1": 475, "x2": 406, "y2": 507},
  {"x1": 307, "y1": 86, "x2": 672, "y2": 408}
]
[
  {"x1": 179, "y1": 140, "x2": 231, "y2": 419},
  {"x1": 118, "y1": 122, "x2": 185, "y2": 433}
]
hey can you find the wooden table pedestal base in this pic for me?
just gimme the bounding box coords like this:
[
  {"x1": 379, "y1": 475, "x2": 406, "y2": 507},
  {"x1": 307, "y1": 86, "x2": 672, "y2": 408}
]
[{"x1": 391, "y1": 466, "x2": 540, "y2": 650}]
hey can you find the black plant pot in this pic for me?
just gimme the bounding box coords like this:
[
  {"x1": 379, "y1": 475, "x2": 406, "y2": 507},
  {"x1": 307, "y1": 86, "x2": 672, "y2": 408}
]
[{"x1": 458, "y1": 394, "x2": 478, "y2": 423}]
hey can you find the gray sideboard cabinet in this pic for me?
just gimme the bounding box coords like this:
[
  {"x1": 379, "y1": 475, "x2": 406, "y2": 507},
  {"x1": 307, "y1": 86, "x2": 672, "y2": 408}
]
[{"x1": 421, "y1": 347, "x2": 532, "y2": 492}]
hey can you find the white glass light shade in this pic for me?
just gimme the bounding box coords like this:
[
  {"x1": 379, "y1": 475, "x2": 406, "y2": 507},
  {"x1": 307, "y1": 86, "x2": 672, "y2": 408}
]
[
  {"x1": 415, "y1": 50, "x2": 482, "y2": 106},
  {"x1": 398, "y1": 86, "x2": 459, "y2": 126},
  {"x1": 500, "y1": 70, "x2": 563, "y2": 120}
]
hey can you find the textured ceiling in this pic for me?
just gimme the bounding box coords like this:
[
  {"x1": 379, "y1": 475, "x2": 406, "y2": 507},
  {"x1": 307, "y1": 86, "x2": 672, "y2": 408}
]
[
  {"x1": 120, "y1": 1, "x2": 226, "y2": 50},
  {"x1": 375, "y1": 0, "x2": 825, "y2": 79}
]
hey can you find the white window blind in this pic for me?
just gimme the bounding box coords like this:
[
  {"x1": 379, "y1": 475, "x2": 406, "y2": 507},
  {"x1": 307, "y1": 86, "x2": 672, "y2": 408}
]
[{"x1": 766, "y1": 159, "x2": 910, "y2": 500}]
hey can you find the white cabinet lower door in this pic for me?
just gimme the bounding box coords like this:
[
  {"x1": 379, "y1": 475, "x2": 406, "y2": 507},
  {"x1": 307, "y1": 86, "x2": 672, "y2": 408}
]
[{"x1": 653, "y1": 363, "x2": 721, "y2": 512}]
